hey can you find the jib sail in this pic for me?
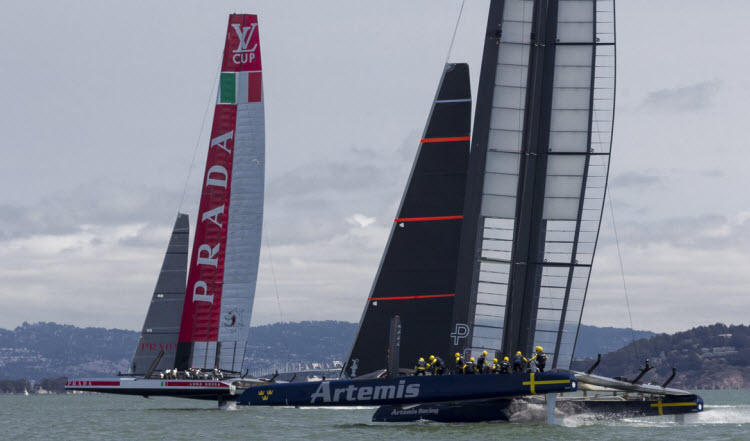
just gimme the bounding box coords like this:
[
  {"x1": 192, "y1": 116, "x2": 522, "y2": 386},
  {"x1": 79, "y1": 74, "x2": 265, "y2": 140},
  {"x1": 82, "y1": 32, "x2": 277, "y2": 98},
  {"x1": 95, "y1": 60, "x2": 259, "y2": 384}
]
[
  {"x1": 130, "y1": 213, "x2": 189, "y2": 375},
  {"x1": 175, "y1": 14, "x2": 265, "y2": 372},
  {"x1": 344, "y1": 64, "x2": 472, "y2": 377}
]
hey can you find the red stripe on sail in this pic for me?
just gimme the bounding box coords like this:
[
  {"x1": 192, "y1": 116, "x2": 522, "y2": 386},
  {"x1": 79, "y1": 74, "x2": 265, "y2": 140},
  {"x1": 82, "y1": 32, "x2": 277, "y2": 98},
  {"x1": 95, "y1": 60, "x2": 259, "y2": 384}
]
[
  {"x1": 248, "y1": 72, "x2": 262, "y2": 102},
  {"x1": 420, "y1": 136, "x2": 470, "y2": 143},
  {"x1": 394, "y1": 215, "x2": 463, "y2": 222},
  {"x1": 368, "y1": 294, "x2": 456, "y2": 301}
]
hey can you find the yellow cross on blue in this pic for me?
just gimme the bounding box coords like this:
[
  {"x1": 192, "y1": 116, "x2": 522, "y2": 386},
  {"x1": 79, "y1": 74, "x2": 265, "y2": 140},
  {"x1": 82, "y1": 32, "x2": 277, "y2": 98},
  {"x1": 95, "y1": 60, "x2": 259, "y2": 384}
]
[
  {"x1": 650, "y1": 399, "x2": 698, "y2": 416},
  {"x1": 521, "y1": 372, "x2": 571, "y2": 395}
]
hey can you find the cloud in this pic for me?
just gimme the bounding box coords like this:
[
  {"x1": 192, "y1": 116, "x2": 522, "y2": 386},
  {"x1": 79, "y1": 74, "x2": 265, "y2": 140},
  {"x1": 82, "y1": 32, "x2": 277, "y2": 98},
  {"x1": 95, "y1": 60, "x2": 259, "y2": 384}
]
[
  {"x1": 609, "y1": 170, "x2": 663, "y2": 188},
  {"x1": 346, "y1": 214, "x2": 376, "y2": 228},
  {"x1": 583, "y1": 211, "x2": 750, "y2": 333},
  {"x1": 642, "y1": 80, "x2": 720, "y2": 112}
]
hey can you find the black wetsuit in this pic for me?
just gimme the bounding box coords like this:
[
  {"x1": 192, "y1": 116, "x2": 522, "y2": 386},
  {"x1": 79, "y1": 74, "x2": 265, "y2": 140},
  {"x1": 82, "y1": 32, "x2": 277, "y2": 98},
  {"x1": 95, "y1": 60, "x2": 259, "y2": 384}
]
[
  {"x1": 455, "y1": 357, "x2": 465, "y2": 374},
  {"x1": 499, "y1": 360, "x2": 511, "y2": 374},
  {"x1": 431, "y1": 357, "x2": 446, "y2": 375},
  {"x1": 533, "y1": 353, "x2": 548, "y2": 372},
  {"x1": 463, "y1": 361, "x2": 476, "y2": 375},
  {"x1": 414, "y1": 359, "x2": 427, "y2": 376},
  {"x1": 513, "y1": 355, "x2": 526, "y2": 373},
  {"x1": 477, "y1": 355, "x2": 488, "y2": 374}
]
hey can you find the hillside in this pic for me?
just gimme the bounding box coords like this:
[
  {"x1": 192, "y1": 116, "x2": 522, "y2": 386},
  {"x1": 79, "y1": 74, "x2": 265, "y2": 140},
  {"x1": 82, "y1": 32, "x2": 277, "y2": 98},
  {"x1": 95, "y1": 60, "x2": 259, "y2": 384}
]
[
  {"x1": 571, "y1": 323, "x2": 750, "y2": 389},
  {"x1": 0, "y1": 321, "x2": 646, "y2": 381}
]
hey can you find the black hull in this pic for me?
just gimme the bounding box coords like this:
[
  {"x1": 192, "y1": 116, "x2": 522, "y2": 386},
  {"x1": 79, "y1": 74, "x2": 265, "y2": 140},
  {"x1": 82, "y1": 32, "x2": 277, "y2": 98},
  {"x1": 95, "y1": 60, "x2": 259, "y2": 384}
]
[{"x1": 373, "y1": 394, "x2": 704, "y2": 423}]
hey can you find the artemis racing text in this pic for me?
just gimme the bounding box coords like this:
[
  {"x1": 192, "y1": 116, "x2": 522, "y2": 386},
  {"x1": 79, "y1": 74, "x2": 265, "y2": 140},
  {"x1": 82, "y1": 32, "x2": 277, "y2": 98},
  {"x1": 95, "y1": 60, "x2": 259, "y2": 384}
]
[{"x1": 309, "y1": 379, "x2": 420, "y2": 404}]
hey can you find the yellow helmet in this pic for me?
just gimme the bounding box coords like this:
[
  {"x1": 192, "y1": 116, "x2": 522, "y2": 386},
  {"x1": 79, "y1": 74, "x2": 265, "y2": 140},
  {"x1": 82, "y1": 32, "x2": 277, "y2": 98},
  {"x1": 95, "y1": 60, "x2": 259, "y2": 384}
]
[
  {"x1": 516, "y1": 351, "x2": 522, "y2": 356},
  {"x1": 470, "y1": 357, "x2": 475, "y2": 362},
  {"x1": 493, "y1": 358, "x2": 498, "y2": 363},
  {"x1": 455, "y1": 352, "x2": 460, "y2": 358},
  {"x1": 536, "y1": 346, "x2": 543, "y2": 352},
  {"x1": 419, "y1": 357, "x2": 424, "y2": 362},
  {"x1": 503, "y1": 356, "x2": 509, "y2": 362},
  {"x1": 482, "y1": 350, "x2": 488, "y2": 356},
  {"x1": 429, "y1": 355, "x2": 435, "y2": 361}
]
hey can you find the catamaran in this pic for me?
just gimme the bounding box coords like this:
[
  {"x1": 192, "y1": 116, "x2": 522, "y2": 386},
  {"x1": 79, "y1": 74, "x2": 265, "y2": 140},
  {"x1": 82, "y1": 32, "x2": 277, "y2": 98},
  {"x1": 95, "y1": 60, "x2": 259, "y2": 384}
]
[
  {"x1": 237, "y1": 0, "x2": 704, "y2": 423},
  {"x1": 65, "y1": 13, "x2": 266, "y2": 404}
]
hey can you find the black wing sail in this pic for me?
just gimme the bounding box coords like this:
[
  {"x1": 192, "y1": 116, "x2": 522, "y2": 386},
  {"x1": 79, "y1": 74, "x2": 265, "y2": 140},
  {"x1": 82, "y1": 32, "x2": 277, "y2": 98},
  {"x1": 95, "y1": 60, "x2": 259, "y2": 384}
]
[
  {"x1": 130, "y1": 213, "x2": 189, "y2": 375},
  {"x1": 344, "y1": 64, "x2": 471, "y2": 377}
]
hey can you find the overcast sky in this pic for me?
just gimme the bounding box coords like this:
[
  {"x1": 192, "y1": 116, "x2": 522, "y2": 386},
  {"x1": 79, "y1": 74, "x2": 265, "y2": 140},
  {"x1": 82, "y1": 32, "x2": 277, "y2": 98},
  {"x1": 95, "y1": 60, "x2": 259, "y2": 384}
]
[{"x1": 1, "y1": 0, "x2": 748, "y2": 334}]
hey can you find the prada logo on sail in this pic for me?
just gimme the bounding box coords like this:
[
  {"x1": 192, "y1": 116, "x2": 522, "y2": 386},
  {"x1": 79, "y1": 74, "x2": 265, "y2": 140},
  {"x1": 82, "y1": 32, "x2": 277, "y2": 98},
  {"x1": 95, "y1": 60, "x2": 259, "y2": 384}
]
[
  {"x1": 191, "y1": 130, "x2": 234, "y2": 305},
  {"x1": 309, "y1": 380, "x2": 420, "y2": 404},
  {"x1": 231, "y1": 23, "x2": 258, "y2": 64}
]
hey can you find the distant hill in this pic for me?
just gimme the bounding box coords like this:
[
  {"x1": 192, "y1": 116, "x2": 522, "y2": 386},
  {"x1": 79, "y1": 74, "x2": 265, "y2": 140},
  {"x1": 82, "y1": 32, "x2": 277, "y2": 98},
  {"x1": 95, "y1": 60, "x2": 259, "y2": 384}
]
[
  {"x1": 571, "y1": 323, "x2": 750, "y2": 389},
  {"x1": 1, "y1": 321, "x2": 647, "y2": 381},
  {"x1": 0, "y1": 321, "x2": 357, "y2": 381},
  {"x1": 573, "y1": 325, "x2": 655, "y2": 359}
]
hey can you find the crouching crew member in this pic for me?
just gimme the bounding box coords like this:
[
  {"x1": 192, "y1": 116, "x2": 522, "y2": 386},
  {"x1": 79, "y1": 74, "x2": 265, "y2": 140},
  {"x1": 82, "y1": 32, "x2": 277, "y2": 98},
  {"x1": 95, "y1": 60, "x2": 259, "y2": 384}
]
[
  {"x1": 463, "y1": 357, "x2": 476, "y2": 374},
  {"x1": 490, "y1": 358, "x2": 500, "y2": 373},
  {"x1": 529, "y1": 346, "x2": 548, "y2": 372},
  {"x1": 455, "y1": 352, "x2": 465, "y2": 374},
  {"x1": 414, "y1": 357, "x2": 427, "y2": 375},
  {"x1": 500, "y1": 356, "x2": 511, "y2": 374},
  {"x1": 513, "y1": 351, "x2": 528, "y2": 372},
  {"x1": 428, "y1": 355, "x2": 446, "y2": 375}
]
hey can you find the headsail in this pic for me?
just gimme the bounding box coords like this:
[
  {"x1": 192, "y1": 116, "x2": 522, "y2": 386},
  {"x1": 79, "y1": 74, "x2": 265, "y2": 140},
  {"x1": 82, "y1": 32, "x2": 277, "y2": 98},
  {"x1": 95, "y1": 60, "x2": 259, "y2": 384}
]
[
  {"x1": 176, "y1": 14, "x2": 265, "y2": 372},
  {"x1": 344, "y1": 64, "x2": 472, "y2": 377},
  {"x1": 453, "y1": 0, "x2": 616, "y2": 369},
  {"x1": 130, "y1": 213, "x2": 189, "y2": 375}
]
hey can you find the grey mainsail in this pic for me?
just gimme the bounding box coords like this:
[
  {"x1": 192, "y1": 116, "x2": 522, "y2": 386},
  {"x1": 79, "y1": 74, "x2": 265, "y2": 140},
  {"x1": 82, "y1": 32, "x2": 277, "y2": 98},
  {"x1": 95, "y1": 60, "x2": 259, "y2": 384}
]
[{"x1": 130, "y1": 213, "x2": 189, "y2": 375}]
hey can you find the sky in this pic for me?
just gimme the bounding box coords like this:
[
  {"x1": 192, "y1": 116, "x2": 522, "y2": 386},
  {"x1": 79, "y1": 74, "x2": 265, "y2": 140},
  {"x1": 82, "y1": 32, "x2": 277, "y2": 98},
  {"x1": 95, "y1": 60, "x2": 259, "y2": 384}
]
[{"x1": 0, "y1": 0, "x2": 748, "y2": 334}]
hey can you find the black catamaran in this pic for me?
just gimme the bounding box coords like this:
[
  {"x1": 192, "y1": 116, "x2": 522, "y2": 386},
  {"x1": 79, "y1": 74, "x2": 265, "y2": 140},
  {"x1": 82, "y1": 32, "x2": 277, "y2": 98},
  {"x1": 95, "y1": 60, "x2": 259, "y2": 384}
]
[{"x1": 239, "y1": 0, "x2": 703, "y2": 422}]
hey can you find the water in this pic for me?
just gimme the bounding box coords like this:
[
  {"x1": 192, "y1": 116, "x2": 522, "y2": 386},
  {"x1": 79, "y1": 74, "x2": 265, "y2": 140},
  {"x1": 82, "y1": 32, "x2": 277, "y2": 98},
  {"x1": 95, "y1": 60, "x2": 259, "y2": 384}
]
[{"x1": 1, "y1": 390, "x2": 748, "y2": 441}]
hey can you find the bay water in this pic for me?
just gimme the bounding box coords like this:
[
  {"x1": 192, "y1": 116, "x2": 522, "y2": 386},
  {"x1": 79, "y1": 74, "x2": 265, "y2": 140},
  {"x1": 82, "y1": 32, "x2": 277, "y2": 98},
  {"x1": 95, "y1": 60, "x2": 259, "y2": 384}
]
[{"x1": 1, "y1": 390, "x2": 748, "y2": 440}]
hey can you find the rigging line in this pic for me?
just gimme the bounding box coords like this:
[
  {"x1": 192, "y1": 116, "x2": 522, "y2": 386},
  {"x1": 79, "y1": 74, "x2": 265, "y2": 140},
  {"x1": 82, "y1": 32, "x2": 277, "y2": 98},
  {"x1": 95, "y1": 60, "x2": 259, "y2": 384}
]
[
  {"x1": 443, "y1": 0, "x2": 467, "y2": 64},
  {"x1": 606, "y1": 186, "x2": 640, "y2": 363},
  {"x1": 176, "y1": 62, "x2": 222, "y2": 215},
  {"x1": 263, "y1": 228, "x2": 292, "y2": 366}
]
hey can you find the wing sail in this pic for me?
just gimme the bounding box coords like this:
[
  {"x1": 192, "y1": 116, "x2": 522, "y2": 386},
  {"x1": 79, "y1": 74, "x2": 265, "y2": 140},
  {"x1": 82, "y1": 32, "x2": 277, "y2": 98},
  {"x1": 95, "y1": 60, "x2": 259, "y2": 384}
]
[{"x1": 176, "y1": 14, "x2": 265, "y2": 372}]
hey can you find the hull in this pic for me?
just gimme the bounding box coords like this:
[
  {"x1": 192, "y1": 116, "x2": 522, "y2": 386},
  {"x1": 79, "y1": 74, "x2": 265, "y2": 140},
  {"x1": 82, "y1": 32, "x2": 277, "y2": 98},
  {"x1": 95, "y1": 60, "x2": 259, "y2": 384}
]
[
  {"x1": 238, "y1": 372, "x2": 576, "y2": 407},
  {"x1": 373, "y1": 393, "x2": 704, "y2": 423},
  {"x1": 64, "y1": 377, "x2": 234, "y2": 400}
]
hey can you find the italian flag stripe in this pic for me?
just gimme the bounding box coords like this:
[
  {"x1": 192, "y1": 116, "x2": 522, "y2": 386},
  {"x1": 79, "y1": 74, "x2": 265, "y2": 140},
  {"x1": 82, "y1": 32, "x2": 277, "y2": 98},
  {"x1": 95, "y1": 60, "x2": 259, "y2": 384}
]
[{"x1": 219, "y1": 72, "x2": 236, "y2": 104}]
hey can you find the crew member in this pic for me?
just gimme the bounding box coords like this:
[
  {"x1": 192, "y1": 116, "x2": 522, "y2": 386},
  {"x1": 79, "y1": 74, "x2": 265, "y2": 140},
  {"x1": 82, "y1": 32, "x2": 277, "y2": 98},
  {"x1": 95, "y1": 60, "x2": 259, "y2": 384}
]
[
  {"x1": 499, "y1": 356, "x2": 511, "y2": 374},
  {"x1": 529, "y1": 346, "x2": 548, "y2": 373},
  {"x1": 512, "y1": 351, "x2": 527, "y2": 373},
  {"x1": 463, "y1": 357, "x2": 476, "y2": 375},
  {"x1": 455, "y1": 352, "x2": 465, "y2": 375},
  {"x1": 476, "y1": 350, "x2": 489, "y2": 374},
  {"x1": 428, "y1": 355, "x2": 446, "y2": 375},
  {"x1": 414, "y1": 357, "x2": 427, "y2": 376},
  {"x1": 490, "y1": 358, "x2": 500, "y2": 373}
]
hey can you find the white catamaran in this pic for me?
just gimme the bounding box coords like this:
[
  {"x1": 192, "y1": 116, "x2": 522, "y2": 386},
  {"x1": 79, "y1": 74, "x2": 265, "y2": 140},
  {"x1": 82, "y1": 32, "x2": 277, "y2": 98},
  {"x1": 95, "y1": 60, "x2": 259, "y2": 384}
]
[{"x1": 66, "y1": 13, "x2": 266, "y2": 403}]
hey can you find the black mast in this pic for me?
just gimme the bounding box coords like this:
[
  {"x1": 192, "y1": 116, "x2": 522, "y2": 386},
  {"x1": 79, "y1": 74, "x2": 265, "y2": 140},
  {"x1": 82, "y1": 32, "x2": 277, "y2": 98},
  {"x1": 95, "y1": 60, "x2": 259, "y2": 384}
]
[{"x1": 501, "y1": 0, "x2": 559, "y2": 358}]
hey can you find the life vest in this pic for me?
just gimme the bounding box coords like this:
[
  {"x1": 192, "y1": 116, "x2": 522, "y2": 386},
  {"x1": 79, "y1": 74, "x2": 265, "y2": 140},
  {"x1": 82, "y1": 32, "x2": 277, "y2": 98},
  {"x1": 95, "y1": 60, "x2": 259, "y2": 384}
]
[{"x1": 500, "y1": 361, "x2": 511, "y2": 373}]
